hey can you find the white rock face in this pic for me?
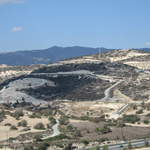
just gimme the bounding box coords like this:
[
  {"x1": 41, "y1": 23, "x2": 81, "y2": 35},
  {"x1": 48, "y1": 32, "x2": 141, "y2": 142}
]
[{"x1": 0, "y1": 78, "x2": 55, "y2": 105}]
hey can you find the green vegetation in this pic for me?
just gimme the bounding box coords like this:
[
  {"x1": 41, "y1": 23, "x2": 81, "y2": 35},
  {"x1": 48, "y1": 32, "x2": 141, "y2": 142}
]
[
  {"x1": 4, "y1": 123, "x2": 11, "y2": 126},
  {"x1": 90, "y1": 146, "x2": 99, "y2": 150},
  {"x1": 136, "y1": 109, "x2": 143, "y2": 114},
  {"x1": 24, "y1": 146, "x2": 34, "y2": 150},
  {"x1": 34, "y1": 122, "x2": 45, "y2": 130},
  {"x1": 128, "y1": 142, "x2": 132, "y2": 149},
  {"x1": 123, "y1": 115, "x2": 140, "y2": 123},
  {"x1": 18, "y1": 120, "x2": 28, "y2": 127},
  {"x1": 143, "y1": 120, "x2": 149, "y2": 124},
  {"x1": 59, "y1": 116, "x2": 69, "y2": 125},
  {"x1": 81, "y1": 139, "x2": 89, "y2": 145},
  {"x1": 103, "y1": 145, "x2": 108, "y2": 150},
  {"x1": 146, "y1": 113, "x2": 150, "y2": 117},
  {"x1": 34, "y1": 134, "x2": 42, "y2": 142},
  {"x1": 64, "y1": 143, "x2": 72, "y2": 150},
  {"x1": 0, "y1": 111, "x2": 6, "y2": 122},
  {"x1": 29, "y1": 112, "x2": 41, "y2": 118},
  {"x1": 96, "y1": 125, "x2": 111, "y2": 134},
  {"x1": 37, "y1": 143, "x2": 49, "y2": 150},
  {"x1": 10, "y1": 125, "x2": 18, "y2": 130},
  {"x1": 98, "y1": 137, "x2": 109, "y2": 143},
  {"x1": 12, "y1": 110, "x2": 24, "y2": 120},
  {"x1": 44, "y1": 134, "x2": 69, "y2": 142},
  {"x1": 48, "y1": 116, "x2": 56, "y2": 125}
]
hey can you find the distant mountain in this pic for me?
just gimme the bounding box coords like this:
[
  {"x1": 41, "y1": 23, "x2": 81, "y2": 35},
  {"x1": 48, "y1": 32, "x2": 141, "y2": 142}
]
[
  {"x1": 140, "y1": 48, "x2": 150, "y2": 52},
  {"x1": 0, "y1": 46, "x2": 111, "y2": 66}
]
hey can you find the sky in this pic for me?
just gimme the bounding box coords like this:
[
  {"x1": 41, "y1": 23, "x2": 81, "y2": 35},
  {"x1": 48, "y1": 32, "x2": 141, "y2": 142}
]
[{"x1": 0, "y1": 0, "x2": 150, "y2": 51}]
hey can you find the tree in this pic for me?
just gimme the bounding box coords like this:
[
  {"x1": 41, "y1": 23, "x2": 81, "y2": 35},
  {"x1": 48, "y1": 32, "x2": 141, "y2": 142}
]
[
  {"x1": 24, "y1": 146, "x2": 34, "y2": 150},
  {"x1": 34, "y1": 134, "x2": 42, "y2": 142},
  {"x1": 18, "y1": 120, "x2": 28, "y2": 127},
  {"x1": 64, "y1": 143, "x2": 72, "y2": 150},
  {"x1": 81, "y1": 139, "x2": 89, "y2": 145},
  {"x1": 10, "y1": 125, "x2": 18, "y2": 130},
  {"x1": 37, "y1": 143, "x2": 49, "y2": 150},
  {"x1": 143, "y1": 120, "x2": 149, "y2": 124},
  {"x1": 136, "y1": 109, "x2": 143, "y2": 114},
  {"x1": 12, "y1": 110, "x2": 24, "y2": 120},
  {"x1": 34, "y1": 122, "x2": 45, "y2": 130}
]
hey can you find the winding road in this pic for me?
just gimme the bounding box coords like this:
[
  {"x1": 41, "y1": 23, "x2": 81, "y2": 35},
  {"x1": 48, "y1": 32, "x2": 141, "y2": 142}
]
[
  {"x1": 42, "y1": 119, "x2": 60, "y2": 140},
  {"x1": 101, "y1": 80, "x2": 124, "y2": 101}
]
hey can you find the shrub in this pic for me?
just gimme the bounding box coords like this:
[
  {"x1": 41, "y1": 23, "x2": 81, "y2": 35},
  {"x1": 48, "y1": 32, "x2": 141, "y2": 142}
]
[
  {"x1": 18, "y1": 120, "x2": 28, "y2": 127},
  {"x1": 12, "y1": 110, "x2": 24, "y2": 120},
  {"x1": 24, "y1": 146, "x2": 34, "y2": 150},
  {"x1": 48, "y1": 116, "x2": 56, "y2": 125},
  {"x1": 81, "y1": 139, "x2": 89, "y2": 145},
  {"x1": 44, "y1": 134, "x2": 69, "y2": 142},
  {"x1": 4, "y1": 123, "x2": 11, "y2": 126},
  {"x1": 136, "y1": 109, "x2": 143, "y2": 114},
  {"x1": 29, "y1": 112, "x2": 41, "y2": 118},
  {"x1": 143, "y1": 120, "x2": 149, "y2": 124},
  {"x1": 64, "y1": 143, "x2": 72, "y2": 150},
  {"x1": 103, "y1": 145, "x2": 108, "y2": 150},
  {"x1": 0, "y1": 111, "x2": 6, "y2": 122},
  {"x1": 34, "y1": 122, "x2": 45, "y2": 130},
  {"x1": 123, "y1": 115, "x2": 140, "y2": 123},
  {"x1": 10, "y1": 125, "x2": 18, "y2": 130},
  {"x1": 146, "y1": 113, "x2": 150, "y2": 117},
  {"x1": 59, "y1": 116, "x2": 69, "y2": 125},
  {"x1": 98, "y1": 137, "x2": 109, "y2": 143},
  {"x1": 90, "y1": 146, "x2": 99, "y2": 150},
  {"x1": 34, "y1": 134, "x2": 42, "y2": 142},
  {"x1": 96, "y1": 125, "x2": 111, "y2": 134},
  {"x1": 37, "y1": 143, "x2": 49, "y2": 150}
]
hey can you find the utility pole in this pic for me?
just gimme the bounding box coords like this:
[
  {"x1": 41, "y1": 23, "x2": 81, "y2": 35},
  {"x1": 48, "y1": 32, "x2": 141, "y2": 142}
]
[{"x1": 99, "y1": 47, "x2": 103, "y2": 60}]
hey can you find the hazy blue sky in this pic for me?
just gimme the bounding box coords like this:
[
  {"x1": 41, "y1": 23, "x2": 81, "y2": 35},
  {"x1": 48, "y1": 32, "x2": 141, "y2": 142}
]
[{"x1": 0, "y1": 0, "x2": 150, "y2": 51}]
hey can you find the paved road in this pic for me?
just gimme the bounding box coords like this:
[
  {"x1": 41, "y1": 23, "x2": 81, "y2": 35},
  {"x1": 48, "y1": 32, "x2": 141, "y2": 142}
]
[
  {"x1": 82, "y1": 139, "x2": 150, "y2": 150},
  {"x1": 101, "y1": 80, "x2": 123, "y2": 101}
]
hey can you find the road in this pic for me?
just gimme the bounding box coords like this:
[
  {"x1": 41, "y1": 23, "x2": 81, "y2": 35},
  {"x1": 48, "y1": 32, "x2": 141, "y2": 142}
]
[
  {"x1": 31, "y1": 70, "x2": 97, "y2": 79},
  {"x1": 110, "y1": 103, "x2": 130, "y2": 119},
  {"x1": 82, "y1": 139, "x2": 150, "y2": 150},
  {"x1": 42, "y1": 119, "x2": 60, "y2": 140},
  {"x1": 101, "y1": 80, "x2": 123, "y2": 101}
]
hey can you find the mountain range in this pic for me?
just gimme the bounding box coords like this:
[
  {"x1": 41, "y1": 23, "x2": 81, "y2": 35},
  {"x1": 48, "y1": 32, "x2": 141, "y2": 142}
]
[
  {"x1": 0, "y1": 46, "x2": 150, "y2": 66},
  {"x1": 0, "y1": 46, "x2": 111, "y2": 66}
]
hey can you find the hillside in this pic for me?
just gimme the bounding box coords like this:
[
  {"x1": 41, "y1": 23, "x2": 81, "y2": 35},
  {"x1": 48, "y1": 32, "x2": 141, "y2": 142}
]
[
  {"x1": 0, "y1": 48, "x2": 150, "y2": 104},
  {"x1": 0, "y1": 49, "x2": 150, "y2": 150}
]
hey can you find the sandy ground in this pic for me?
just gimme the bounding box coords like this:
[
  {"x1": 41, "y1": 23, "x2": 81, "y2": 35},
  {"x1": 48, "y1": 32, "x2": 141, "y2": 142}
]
[
  {"x1": 124, "y1": 61, "x2": 150, "y2": 70},
  {"x1": 113, "y1": 89, "x2": 134, "y2": 103},
  {"x1": 126, "y1": 123, "x2": 150, "y2": 127},
  {"x1": 110, "y1": 51, "x2": 150, "y2": 62},
  {"x1": 62, "y1": 101, "x2": 124, "y2": 117},
  {"x1": 0, "y1": 113, "x2": 49, "y2": 141}
]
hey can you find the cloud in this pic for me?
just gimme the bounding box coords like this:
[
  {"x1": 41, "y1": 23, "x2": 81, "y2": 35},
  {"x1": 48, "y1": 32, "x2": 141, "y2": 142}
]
[
  {"x1": 145, "y1": 42, "x2": 150, "y2": 46},
  {"x1": 11, "y1": 26, "x2": 23, "y2": 32},
  {"x1": 0, "y1": 0, "x2": 24, "y2": 5}
]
